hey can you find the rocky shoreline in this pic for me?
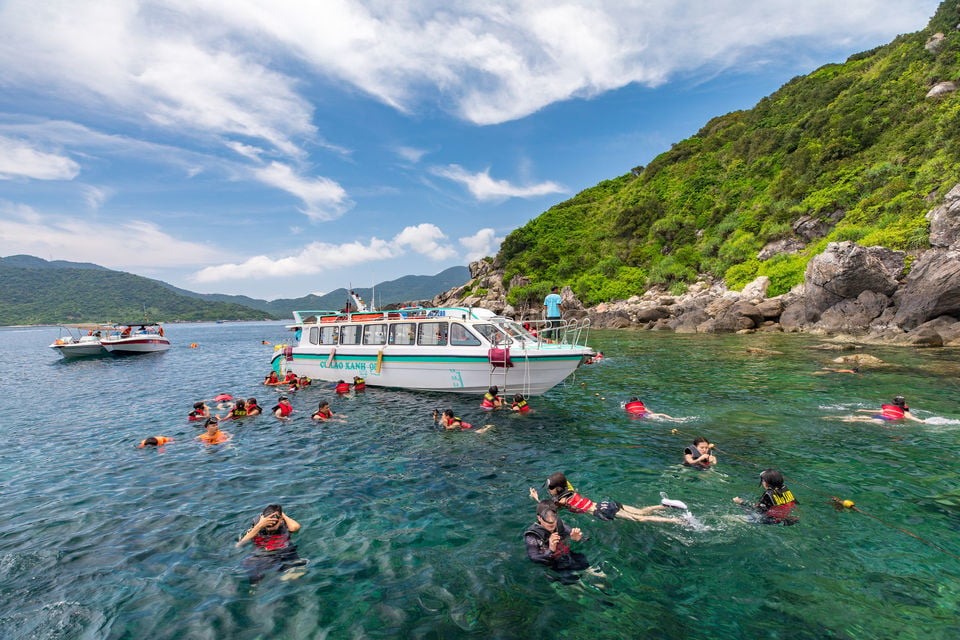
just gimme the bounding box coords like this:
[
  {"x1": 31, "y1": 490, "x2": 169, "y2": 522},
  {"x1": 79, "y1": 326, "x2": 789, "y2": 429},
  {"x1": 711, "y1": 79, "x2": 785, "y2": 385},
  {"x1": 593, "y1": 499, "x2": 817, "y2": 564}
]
[{"x1": 429, "y1": 182, "x2": 960, "y2": 348}]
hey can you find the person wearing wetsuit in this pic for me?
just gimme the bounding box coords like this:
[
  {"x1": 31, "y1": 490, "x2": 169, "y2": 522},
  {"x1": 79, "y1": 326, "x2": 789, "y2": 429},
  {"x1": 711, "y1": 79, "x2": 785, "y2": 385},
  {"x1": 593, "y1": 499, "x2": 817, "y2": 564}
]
[
  {"x1": 733, "y1": 469, "x2": 799, "y2": 525},
  {"x1": 524, "y1": 500, "x2": 588, "y2": 577},
  {"x1": 236, "y1": 505, "x2": 304, "y2": 584},
  {"x1": 684, "y1": 437, "x2": 717, "y2": 470},
  {"x1": 529, "y1": 472, "x2": 683, "y2": 523}
]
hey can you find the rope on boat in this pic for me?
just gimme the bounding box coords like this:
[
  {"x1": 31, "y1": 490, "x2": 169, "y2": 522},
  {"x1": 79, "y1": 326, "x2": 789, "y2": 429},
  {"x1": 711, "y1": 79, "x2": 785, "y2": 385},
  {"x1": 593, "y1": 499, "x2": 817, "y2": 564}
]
[{"x1": 667, "y1": 426, "x2": 960, "y2": 562}]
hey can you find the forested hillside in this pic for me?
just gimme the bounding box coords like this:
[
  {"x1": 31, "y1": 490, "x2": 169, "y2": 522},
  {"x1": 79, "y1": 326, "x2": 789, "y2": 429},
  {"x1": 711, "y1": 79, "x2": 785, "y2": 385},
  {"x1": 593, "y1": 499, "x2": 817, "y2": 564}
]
[
  {"x1": 0, "y1": 263, "x2": 271, "y2": 325},
  {"x1": 499, "y1": 2, "x2": 960, "y2": 307}
]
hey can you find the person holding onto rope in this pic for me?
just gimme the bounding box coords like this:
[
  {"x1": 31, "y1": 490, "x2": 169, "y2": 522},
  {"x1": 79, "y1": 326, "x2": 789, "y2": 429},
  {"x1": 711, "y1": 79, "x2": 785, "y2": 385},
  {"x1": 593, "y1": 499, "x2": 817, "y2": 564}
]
[
  {"x1": 529, "y1": 472, "x2": 685, "y2": 523},
  {"x1": 624, "y1": 397, "x2": 675, "y2": 420},
  {"x1": 734, "y1": 469, "x2": 799, "y2": 525},
  {"x1": 524, "y1": 499, "x2": 589, "y2": 576},
  {"x1": 435, "y1": 409, "x2": 492, "y2": 433},
  {"x1": 841, "y1": 396, "x2": 925, "y2": 423},
  {"x1": 683, "y1": 437, "x2": 717, "y2": 469}
]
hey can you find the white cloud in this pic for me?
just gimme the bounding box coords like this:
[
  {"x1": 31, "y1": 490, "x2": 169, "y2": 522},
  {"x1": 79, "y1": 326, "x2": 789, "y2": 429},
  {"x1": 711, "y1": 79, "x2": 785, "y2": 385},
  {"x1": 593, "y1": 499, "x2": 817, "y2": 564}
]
[
  {"x1": 0, "y1": 202, "x2": 231, "y2": 268},
  {"x1": 459, "y1": 228, "x2": 503, "y2": 261},
  {"x1": 395, "y1": 146, "x2": 429, "y2": 164},
  {"x1": 431, "y1": 164, "x2": 565, "y2": 201},
  {"x1": 82, "y1": 185, "x2": 114, "y2": 210},
  {"x1": 253, "y1": 161, "x2": 351, "y2": 221},
  {"x1": 0, "y1": 136, "x2": 80, "y2": 180},
  {"x1": 193, "y1": 223, "x2": 454, "y2": 282}
]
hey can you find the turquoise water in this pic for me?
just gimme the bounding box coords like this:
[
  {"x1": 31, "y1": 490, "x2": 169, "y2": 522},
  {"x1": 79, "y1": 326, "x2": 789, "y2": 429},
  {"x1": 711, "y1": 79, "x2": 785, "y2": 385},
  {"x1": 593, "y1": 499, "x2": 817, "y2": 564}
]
[{"x1": 1, "y1": 323, "x2": 958, "y2": 639}]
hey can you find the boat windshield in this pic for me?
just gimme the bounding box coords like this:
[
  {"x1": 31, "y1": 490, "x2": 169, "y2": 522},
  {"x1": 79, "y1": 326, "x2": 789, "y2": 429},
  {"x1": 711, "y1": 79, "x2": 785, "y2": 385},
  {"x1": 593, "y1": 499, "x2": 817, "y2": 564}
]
[
  {"x1": 495, "y1": 319, "x2": 537, "y2": 341},
  {"x1": 473, "y1": 323, "x2": 513, "y2": 346}
]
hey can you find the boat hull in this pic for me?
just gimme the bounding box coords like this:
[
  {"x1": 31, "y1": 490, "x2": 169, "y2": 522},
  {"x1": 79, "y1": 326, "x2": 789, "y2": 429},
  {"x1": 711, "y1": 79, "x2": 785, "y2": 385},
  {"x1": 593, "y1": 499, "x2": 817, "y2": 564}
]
[
  {"x1": 101, "y1": 337, "x2": 171, "y2": 354},
  {"x1": 271, "y1": 346, "x2": 588, "y2": 395},
  {"x1": 50, "y1": 342, "x2": 107, "y2": 358}
]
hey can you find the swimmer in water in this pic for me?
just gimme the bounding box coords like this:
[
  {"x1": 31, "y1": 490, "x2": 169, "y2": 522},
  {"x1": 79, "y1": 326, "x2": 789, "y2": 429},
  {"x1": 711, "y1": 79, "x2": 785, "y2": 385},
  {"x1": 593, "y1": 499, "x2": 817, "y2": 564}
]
[
  {"x1": 813, "y1": 366, "x2": 860, "y2": 375},
  {"x1": 188, "y1": 401, "x2": 210, "y2": 421},
  {"x1": 683, "y1": 437, "x2": 717, "y2": 469},
  {"x1": 529, "y1": 472, "x2": 684, "y2": 523},
  {"x1": 138, "y1": 436, "x2": 173, "y2": 448},
  {"x1": 624, "y1": 397, "x2": 675, "y2": 420},
  {"x1": 524, "y1": 500, "x2": 589, "y2": 574},
  {"x1": 435, "y1": 409, "x2": 492, "y2": 433},
  {"x1": 311, "y1": 400, "x2": 346, "y2": 422},
  {"x1": 196, "y1": 417, "x2": 231, "y2": 444},
  {"x1": 246, "y1": 398, "x2": 262, "y2": 416},
  {"x1": 733, "y1": 469, "x2": 799, "y2": 525},
  {"x1": 236, "y1": 504, "x2": 305, "y2": 584},
  {"x1": 481, "y1": 386, "x2": 504, "y2": 410},
  {"x1": 840, "y1": 396, "x2": 926, "y2": 423},
  {"x1": 272, "y1": 396, "x2": 294, "y2": 420},
  {"x1": 511, "y1": 394, "x2": 531, "y2": 413}
]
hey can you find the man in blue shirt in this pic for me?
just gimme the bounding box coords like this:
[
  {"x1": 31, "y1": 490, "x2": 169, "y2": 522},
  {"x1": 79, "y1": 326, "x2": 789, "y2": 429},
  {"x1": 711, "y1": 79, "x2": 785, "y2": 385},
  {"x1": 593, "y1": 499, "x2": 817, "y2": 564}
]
[{"x1": 543, "y1": 286, "x2": 564, "y2": 340}]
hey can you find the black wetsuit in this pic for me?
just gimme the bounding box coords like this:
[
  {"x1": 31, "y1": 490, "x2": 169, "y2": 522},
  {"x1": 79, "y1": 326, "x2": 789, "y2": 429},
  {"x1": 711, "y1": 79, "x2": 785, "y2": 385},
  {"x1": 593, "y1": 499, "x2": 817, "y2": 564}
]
[
  {"x1": 241, "y1": 519, "x2": 304, "y2": 583},
  {"x1": 524, "y1": 519, "x2": 589, "y2": 573}
]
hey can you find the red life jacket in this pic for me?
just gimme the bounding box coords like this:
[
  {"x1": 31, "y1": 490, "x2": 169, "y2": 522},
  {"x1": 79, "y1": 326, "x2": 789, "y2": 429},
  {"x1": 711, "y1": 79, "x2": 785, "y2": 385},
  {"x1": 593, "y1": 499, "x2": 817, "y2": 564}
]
[
  {"x1": 561, "y1": 491, "x2": 595, "y2": 514},
  {"x1": 335, "y1": 382, "x2": 350, "y2": 393},
  {"x1": 481, "y1": 392, "x2": 499, "y2": 409},
  {"x1": 880, "y1": 404, "x2": 906, "y2": 419},
  {"x1": 625, "y1": 401, "x2": 647, "y2": 415}
]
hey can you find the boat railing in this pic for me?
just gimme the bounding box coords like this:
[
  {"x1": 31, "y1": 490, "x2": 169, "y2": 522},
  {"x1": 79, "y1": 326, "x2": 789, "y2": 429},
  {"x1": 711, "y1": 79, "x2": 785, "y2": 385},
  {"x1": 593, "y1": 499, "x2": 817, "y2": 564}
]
[
  {"x1": 515, "y1": 317, "x2": 591, "y2": 349},
  {"x1": 292, "y1": 306, "x2": 494, "y2": 325}
]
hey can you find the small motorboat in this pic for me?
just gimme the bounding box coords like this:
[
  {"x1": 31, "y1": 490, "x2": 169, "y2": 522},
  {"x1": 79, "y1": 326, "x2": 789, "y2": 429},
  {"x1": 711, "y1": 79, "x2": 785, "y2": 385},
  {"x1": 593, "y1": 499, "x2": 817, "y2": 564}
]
[
  {"x1": 100, "y1": 322, "x2": 170, "y2": 354},
  {"x1": 49, "y1": 325, "x2": 109, "y2": 358}
]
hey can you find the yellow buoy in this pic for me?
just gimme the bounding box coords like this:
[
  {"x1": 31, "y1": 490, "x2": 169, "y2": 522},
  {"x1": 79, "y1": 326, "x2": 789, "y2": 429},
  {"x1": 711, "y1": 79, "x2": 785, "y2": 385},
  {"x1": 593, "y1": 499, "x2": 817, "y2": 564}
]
[
  {"x1": 671, "y1": 429, "x2": 678, "y2": 434},
  {"x1": 842, "y1": 499, "x2": 855, "y2": 509}
]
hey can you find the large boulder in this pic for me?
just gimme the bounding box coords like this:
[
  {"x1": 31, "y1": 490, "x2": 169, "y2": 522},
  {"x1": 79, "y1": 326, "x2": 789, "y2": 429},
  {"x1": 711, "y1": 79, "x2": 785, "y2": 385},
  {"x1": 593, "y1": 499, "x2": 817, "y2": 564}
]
[
  {"x1": 802, "y1": 242, "x2": 904, "y2": 323},
  {"x1": 816, "y1": 290, "x2": 891, "y2": 334},
  {"x1": 927, "y1": 182, "x2": 960, "y2": 248},
  {"x1": 892, "y1": 249, "x2": 960, "y2": 329}
]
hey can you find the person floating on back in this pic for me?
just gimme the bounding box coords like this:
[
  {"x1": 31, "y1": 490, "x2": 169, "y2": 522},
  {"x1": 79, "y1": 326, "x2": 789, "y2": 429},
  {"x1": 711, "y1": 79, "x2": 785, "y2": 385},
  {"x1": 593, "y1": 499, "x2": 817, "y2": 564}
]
[
  {"x1": 624, "y1": 397, "x2": 675, "y2": 420},
  {"x1": 529, "y1": 472, "x2": 684, "y2": 523},
  {"x1": 683, "y1": 437, "x2": 717, "y2": 470},
  {"x1": 733, "y1": 469, "x2": 798, "y2": 525},
  {"x1": 840, "y1": 396, "x2": 925, "y2": 423},
  {"x1": 236, "y1": 504, "x2": 305, "y2": 584},
  {"x1": 481, "y1": 386, "x2": 503, "y2": 410}
]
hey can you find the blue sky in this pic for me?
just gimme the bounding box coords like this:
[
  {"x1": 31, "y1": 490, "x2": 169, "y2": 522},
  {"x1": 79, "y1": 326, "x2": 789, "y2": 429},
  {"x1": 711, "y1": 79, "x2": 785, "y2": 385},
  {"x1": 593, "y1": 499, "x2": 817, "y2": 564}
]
[{"x1": 0, "y1": 1, "x2": 941, "y2": 300}]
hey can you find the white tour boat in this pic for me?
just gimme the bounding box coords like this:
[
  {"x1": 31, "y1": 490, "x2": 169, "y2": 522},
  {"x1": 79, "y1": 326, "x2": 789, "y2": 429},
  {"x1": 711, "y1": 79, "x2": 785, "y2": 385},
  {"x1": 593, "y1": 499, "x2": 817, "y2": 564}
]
[
  {"x1": 100, "y1": 322, "x2": 170, "y2": 354},
  {"x1": 271, "y1": 302, "x2": 593, "y2": 395},
  {"x1": 49, "y1": 325, "x2": 110, "y2": 358}
]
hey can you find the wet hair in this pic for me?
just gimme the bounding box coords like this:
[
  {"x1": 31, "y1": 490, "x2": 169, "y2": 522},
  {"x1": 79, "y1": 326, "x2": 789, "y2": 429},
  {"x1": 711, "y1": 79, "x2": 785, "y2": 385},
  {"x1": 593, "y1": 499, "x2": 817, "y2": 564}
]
[
  {"x1": 893, "y1": 396, "x2": 906, "y2": 408},
  {"x1": 852, "y1": 367, "x2": 860, "y2": 373},
  {"x1": 488, "y1": 386, "x2": 498, "y2": 395},
  {"x1": 546, "y1": 472, "x2": 569, "y2": 492},
  {"x1": 628, "y1": 396, "x2": 640, "y2": 403},
  {"x1": 141, "y1": 437, "x2": 159, "y2": 447},
  {"x1": 204, "y1": 417, "x2": 219, "y2": 426},
  {"x1": 513, "y1": 393, "x2": 525, "y2": 402},
  {"x1": 536, "y1": 499, "x2": 559, "y2": 520},
  {"x1": 692, "y1": 436, "x2": 708, "y2": 446},
  {"x1": 262, "y1": 504, "x2": 283, "y2": 517},
  {"x1": 247, "y1": 397, "x2": 258, "y2": 406},
  {"x1": 234, "y1": 398, "x2": 246, "y2": 408},
  {"x1": 318, "y1": 401, "x2": 330, "y2": 409},
  {"x1": 759, "y1": 469, "x2": 785, "y2": 489},
  {"x1": 193, "y1": 401, "x2": 205, "y2": 410},
  {"x1": 442, "y1": 409, "x2": 455, "y2": 420}
]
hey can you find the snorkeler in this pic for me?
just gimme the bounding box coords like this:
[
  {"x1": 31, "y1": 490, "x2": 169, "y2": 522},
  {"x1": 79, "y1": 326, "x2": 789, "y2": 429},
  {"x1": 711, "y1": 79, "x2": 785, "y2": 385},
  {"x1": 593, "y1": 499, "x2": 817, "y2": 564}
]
[
  {"x1": 683, "y1": 437, "x2": 717, "y2": 470},
  {"x1": 236, "y1": 504, "x2": 305, "y2": 584},
  {"x1": 624, "y1": 397, "x2": 675, "y2": 420},
  {"x1": 733, "y1": 469, "x2": 799, "y2": 525},
  {"x1": 435, "y1": 409, "x2": 492, "y2": 433},
  {"x1": 524, "y1": 500, "x2": 588, "y2": 573},
  {"x1": 529, "y1": 472, "x2": 684, "y2": 523},
  {"x1": 840, "y1": 396, "x2": 926, "y2": 423},
  {"x1": 481, "y1": 386, "x2": 503, "y2": 410}
]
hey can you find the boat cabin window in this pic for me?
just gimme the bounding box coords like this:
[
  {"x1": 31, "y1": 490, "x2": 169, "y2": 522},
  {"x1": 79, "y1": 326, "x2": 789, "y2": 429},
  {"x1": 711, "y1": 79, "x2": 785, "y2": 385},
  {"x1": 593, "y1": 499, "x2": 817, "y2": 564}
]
[
  {"x1": 449, "y1": 323, "x2": 481, "y2": 346},
  {"x1": 363, "y1": 324, "x2": 386, "y2": 345},
  {"x1": 389, "y1": 323, "x2": 416, "y2": 345},
  {"x1": 474, "y1": 323, "x2": 512, "y2": 346},
  {"x1": 311, "y1": 325, "x2": 337, "y2": 345},
  {"x1": 339, "y1": 325, "x2": 361, "y2": 345},
  {"x1": 418, "y1": 322, "x2": 448, "y2": 346}
]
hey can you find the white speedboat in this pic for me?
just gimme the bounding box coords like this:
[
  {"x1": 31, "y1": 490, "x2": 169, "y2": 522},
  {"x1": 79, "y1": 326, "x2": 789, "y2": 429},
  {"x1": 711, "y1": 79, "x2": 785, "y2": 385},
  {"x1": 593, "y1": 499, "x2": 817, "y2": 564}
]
[
  {"x1": 100, "y1": 322, "x2": 170, "y2": 354},
  {"x1": 271, "y1": 306, "x2": 592, "y2": 395},
  {"x1": 49, "y1": 325, "x2": 109, "y2": 358}
]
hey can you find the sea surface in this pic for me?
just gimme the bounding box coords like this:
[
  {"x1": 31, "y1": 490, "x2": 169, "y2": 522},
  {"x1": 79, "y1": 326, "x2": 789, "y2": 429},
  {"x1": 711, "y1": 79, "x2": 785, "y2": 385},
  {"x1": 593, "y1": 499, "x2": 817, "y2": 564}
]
[{"x1": 0, "y1": 322, "x2": 958, "y2": 639}]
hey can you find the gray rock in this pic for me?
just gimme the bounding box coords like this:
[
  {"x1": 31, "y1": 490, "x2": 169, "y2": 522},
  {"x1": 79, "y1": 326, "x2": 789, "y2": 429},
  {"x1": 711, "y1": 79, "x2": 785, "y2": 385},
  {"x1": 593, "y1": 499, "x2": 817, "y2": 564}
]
[
  {"x1": 793, "y1": 213, "x2": 838, "y2": 241},
  {"x1": 816, "y1": 291, "x2": 891, "y2": 334},
  {"x1": 892, "y1": 249, "x2": 960, "y2": 329},
  {"x1": 926, "y1": 81, "x2": 958, "y2": 98},
  {"x1": 757, "y1": 238, "x2": 805, "y2": 261},
  {"x1": 740, "y1": 276, "x2": 770, "y2": 301},
  {"x1": 925, "y1": 32, "x2": 945, "y2": 53},
  {"x1": 634, "y1": 306, "x2": 671, "y2": 323},
  {"x1": 927, "y1": 182, "x2": 960, "y2": 248},
  {"x1": 803, "y1": 241, "x2": 903, "y2": 321},
  {"x1": 756, "y1": 298, "x2": 784, "y2": 319},
  {"x1": 779, "y1": 301, "x2": 808, "y2": 331}
]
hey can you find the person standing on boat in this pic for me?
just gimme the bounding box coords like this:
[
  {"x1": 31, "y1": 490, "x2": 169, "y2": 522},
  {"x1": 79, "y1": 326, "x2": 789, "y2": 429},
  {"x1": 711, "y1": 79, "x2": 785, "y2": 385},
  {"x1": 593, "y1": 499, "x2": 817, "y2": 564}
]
[{"x1": 542, "y1": 286, "x2": 565, "y2": 340}]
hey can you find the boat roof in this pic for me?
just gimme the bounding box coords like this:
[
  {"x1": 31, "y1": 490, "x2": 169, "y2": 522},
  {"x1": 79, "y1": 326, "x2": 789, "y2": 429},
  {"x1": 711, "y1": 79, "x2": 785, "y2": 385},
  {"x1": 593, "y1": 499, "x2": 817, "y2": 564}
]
[{"x1": 291, "y1": 307, "x2": 497, "y2": 325}]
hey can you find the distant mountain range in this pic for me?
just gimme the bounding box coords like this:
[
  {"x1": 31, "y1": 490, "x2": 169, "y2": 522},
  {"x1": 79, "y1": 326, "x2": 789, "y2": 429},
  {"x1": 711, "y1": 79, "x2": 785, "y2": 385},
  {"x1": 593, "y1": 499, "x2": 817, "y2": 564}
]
[{"x1": 0, "y1": 255, "x2": 469, "y2": 325}]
